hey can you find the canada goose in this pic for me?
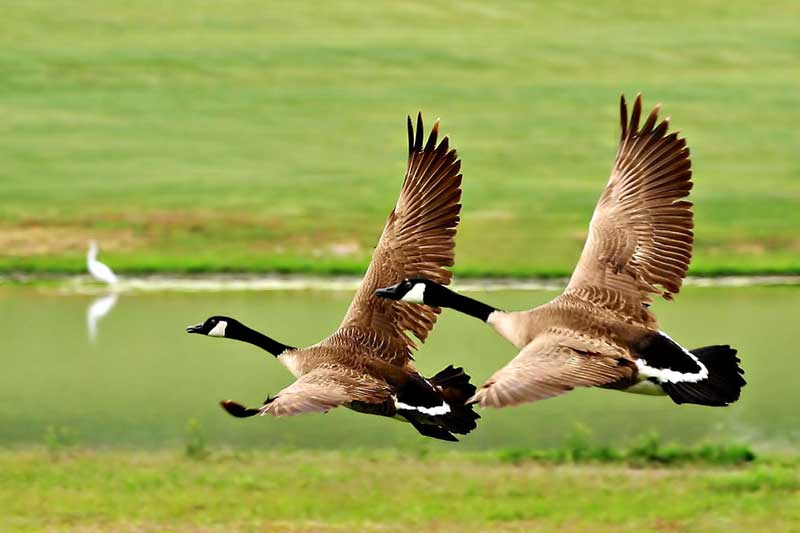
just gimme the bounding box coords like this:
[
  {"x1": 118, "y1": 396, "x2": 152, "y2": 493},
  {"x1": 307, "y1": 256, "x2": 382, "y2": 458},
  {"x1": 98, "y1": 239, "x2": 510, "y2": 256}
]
[
  {"x1": 187, "y1": 115, "x2": 479, "y2": 441},
  {"x1": 87, "y1": 240, "x2": 118, "y2": 285},
  {"x1": 377, "y1": 95, "x2": 746, "y2": 409}
]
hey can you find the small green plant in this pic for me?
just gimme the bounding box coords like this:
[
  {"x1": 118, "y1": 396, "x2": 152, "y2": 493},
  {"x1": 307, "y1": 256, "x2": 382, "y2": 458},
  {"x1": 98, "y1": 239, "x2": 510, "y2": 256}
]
[
  {"x1": 45, "y1": 425, "x2": 77, "y2": 456},
  {"x1": 184, "y1": 418, "x2": 209, "y2": 460},
  {"x1": 628, "y1": 431, "x2": 664, "y2": 462}
]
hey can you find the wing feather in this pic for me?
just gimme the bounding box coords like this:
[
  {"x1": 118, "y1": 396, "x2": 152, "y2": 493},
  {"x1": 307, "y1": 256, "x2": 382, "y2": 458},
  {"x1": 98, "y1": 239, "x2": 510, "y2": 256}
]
[
  {"x1": 259, "y1": 369, "x2": 389, "y2": 417},
  {"x1": 336, "y1": 114, "x2": 463, "y2": 366},
  {"x1": 565, "y1": 94, "x2": 694, "y2": 314},
  {"x1": 471, "y1": 335, "x2": 634, "y2": 408}
]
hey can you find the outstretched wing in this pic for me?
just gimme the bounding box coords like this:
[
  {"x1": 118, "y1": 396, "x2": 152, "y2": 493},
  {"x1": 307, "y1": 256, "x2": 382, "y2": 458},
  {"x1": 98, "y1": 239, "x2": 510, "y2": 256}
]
[
  {"x1": 471, "y1": 334, "x2": 634, "y2": 408},
  {"x1": 336, "y1": 114, "x2": 463, "y2": 366},
  {"x1": 259, "y1": 369, "x2": 390, "y2": 417},
  {"x1": 565, "y1": 94, "x2": 693, "y2": 317}
]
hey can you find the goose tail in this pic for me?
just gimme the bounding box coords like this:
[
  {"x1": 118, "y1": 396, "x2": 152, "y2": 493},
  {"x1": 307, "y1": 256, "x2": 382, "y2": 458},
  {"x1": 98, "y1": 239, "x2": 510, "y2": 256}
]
[
  {"x1": 395, "y1": 366, "x2": 480, "y2": 441},
  {"x1": 662, "y1": 345, "x2": 746, "y2": 406},
  {"x1": 429, "y1": 364, "x2": 481, "y2": 435}
]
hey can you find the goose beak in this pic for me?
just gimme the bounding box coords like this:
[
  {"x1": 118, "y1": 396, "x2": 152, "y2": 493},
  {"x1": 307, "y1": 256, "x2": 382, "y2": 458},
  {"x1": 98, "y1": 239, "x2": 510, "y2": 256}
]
[
  {"x1": 375, "y1": 284, "x2": 402, "y2": 300},
  {"x1": 186, "y1": 323, "x2": 204, "y2": 334}
]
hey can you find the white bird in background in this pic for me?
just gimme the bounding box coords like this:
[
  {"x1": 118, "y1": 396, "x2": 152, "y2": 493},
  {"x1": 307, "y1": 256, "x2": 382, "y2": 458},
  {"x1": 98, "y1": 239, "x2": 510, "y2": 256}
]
[
  {"x1": 87, "y1": 240, "x2": 118, "y2": 285},
  {"x1": 87, "y1": 292, "x2": 118, "y2": 343},
  {"x1": 85, "y1": 240, "x2": 120, "y2": 342}
]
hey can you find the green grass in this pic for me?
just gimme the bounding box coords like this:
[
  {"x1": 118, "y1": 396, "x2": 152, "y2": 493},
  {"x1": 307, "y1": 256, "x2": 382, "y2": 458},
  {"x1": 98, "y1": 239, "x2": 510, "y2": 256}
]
[
  {"x1": 496, "y1": 429, "x2": 757, "y2": 466},
  {"x1": 1, "y1": 1, "x2": 799, "y2": 277},
  {"x1": 1, "y1": 448, "x2": 798, "y2": 531}
]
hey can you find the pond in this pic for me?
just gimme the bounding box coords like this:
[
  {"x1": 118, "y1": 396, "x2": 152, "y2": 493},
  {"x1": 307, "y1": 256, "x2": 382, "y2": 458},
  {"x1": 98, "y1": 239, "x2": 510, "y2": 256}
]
[{"x1": 1, "y1": 283, "x2": 796, "y2": 452}]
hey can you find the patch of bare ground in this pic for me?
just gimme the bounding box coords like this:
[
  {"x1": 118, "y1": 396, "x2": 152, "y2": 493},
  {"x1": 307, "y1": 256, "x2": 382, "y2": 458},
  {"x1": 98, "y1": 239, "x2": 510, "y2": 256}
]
[
  {"x1": 708, "y1": 237, "x2": 800, "y2": 256},
  {"x1": 0, "y1": 210, "x2": 284, "y2": 257},
  {"x1": 1, "y1": 210, "x2": 368, "y2": 258},
  {"x1": 0, "y1": 225, "x2": 144, "y2": 257}
]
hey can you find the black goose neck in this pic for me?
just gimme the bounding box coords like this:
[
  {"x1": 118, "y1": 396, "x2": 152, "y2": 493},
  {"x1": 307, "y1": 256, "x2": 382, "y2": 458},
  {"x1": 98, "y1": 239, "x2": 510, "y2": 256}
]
[
  {"x1": 435, "y1": 285, "x2": 498, "y2": 322},
  {"x1": 233, "y1": 324, "x2": 294, "y2": 357}
]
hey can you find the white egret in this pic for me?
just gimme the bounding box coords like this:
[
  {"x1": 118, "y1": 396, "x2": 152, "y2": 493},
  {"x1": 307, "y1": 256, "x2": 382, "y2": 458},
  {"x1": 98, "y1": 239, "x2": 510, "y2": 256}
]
[{"x1": 87, "y1": 240, "x2": 118, "y2": 285}]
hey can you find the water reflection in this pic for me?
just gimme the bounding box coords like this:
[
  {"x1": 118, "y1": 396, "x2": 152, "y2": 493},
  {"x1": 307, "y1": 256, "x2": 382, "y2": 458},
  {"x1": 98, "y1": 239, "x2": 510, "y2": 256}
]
[
  {"x1": 0, "y1": 285, "x2": 797, "y2": 450},
  {"x1": 86, "y1": 292, "x2": 119, "y2": 342}
]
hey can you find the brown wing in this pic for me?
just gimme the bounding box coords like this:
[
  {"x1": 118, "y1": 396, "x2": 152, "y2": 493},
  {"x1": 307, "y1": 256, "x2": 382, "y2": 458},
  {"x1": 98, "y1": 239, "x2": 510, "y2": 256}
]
[
  {"x1": 565, "y1": 94, "x2": 693, "y2": 313},
  {"x1": 336, "y1": 114, "x2": 462, "y2": 365},
  {"x1": 471, "y1": 334, "x2": 634, "y2": 408},
  {"x1": 259, "y1": 369, "x2": 390, "y2": 417}
]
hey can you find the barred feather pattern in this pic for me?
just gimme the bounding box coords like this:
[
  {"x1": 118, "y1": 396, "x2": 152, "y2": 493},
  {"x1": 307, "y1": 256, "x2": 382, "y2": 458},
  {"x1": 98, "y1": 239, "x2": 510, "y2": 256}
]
[
  {"x1": 565, "y1": 93, "x2": 694, "y2": 311},
  {"x1": 259, "y1": 368, "x2": 391, "y2": 417},
  {"x1": 337, "y1": 113, "x2": 463, "y2": 365},
  {"x1": 220, "y1": 115, "x2": 466, "y2": 421},
  {"x1": 471, "y1": 334, "x2": 634, "y2": 408}
]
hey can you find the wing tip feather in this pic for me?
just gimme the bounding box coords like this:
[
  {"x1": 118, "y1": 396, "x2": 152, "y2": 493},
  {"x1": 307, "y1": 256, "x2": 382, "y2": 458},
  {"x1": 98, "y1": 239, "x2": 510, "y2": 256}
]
[{"x1": 407, "y1": 115, "x2": 414, "y2": 155}]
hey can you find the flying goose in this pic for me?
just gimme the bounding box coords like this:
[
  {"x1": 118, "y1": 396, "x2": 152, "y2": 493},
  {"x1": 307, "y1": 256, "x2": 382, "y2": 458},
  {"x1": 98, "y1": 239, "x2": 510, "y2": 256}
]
[
  {"x1": 377, "y1": 95, "x2": 745, "y2": 409},
  {"x1": 87, "y1": 240, "x2": 118, "y2": 285},
  {"x1": 187, "y1": 115, "x2": 479, "y2": 441}
]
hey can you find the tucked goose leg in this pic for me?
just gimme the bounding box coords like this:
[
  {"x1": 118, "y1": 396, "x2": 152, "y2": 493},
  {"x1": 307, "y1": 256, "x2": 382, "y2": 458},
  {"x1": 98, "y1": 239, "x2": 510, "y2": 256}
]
[{"x1": 219, "y1": 400, "x2": 261, "y2": 418}]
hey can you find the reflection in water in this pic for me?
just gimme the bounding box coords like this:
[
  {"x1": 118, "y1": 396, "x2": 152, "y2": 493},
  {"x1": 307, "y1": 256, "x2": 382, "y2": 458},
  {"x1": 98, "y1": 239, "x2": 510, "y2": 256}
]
[
  {"x1": 1, "y1": 286, "x2": 797, "y2": 450},
  {"x1": 87, "y1": 292, "x2": 118, "y2": 342}
]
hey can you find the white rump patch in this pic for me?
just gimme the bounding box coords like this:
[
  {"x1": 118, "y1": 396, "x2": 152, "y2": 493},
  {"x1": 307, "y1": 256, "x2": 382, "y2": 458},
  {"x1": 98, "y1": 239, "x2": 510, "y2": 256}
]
[
  {"x1": 400, "y1": 283, "x2": 426, "y2": 304},
  {"x1": 635, "y1": 331, "x2": 709, "y2": 384},
  {"x1": 208, "y1": 321, "x2": 228, "y2": 337},
  {"x1": 394, "y1": 396, "x2": 451, "y2": 416}
]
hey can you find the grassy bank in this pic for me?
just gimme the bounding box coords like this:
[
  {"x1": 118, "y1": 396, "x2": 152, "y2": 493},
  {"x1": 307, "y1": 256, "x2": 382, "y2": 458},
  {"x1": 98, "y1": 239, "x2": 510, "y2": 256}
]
[
  {"x1": 0, "y1": 1, "x2": 798, "y2": 277},
  {"x1": 1, "y1": 447, "x2": 797, "y2": 532}
]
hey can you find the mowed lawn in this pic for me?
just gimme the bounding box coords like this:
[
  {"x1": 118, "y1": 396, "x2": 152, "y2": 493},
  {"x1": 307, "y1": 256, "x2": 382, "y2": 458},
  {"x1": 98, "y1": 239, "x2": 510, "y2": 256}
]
[
  {"x1": 1, "y1": 1, "x2": 798, "y2": 276},
  {"x1": 2, "y1": 449, "x2": 799, "y2": 532}
]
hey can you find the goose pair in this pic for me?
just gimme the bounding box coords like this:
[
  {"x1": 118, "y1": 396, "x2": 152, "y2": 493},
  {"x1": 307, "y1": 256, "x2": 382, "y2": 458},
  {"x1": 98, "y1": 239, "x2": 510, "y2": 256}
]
[
  {"x1": 378, "y1": 95, "x2": 745, "y2": 409},
  {"x1": 188, "y1": 116, "x2": 479, "y2": 441},
  {"x1": 187, "y1": 96, "x2": 745, "y2": 442}
]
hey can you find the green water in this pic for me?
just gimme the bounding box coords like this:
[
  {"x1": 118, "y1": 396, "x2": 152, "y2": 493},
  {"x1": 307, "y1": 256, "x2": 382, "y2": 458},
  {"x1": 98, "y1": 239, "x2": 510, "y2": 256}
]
[{"x1": 0, "y1": 285, "x2": 796, "y2": 451}]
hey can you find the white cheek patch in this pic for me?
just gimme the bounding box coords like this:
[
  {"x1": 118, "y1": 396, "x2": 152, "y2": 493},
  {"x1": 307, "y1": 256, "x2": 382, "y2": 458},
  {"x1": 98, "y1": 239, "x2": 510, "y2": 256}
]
[
  {"x1": 400, "y1": 283, "x2": 426, "y2": 304},
  {"x1": 208, "y1": 321, "x2": 228, "y2": 337}
]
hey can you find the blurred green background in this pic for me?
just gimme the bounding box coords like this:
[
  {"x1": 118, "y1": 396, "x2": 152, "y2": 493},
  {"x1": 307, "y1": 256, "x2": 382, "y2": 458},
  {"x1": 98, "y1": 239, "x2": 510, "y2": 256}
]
[
  {"x1": 1, "y1": 0, "x2": 798, "y2": 276},
  {"x1": 2, "y1": 3, "x2": 800, "y2": 530}
]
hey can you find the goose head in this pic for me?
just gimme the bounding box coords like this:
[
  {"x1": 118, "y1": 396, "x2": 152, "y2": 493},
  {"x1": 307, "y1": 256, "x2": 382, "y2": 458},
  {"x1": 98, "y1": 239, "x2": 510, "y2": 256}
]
[
  {"x1": 375, "y1": 277, "x2": 447, "y2": 306},
  {"x1": 186, "y1": 316, "x2": 241, "y2": 338},
  {"x1": 186, "y1": 315, "x2": 295, "y2": 356}
]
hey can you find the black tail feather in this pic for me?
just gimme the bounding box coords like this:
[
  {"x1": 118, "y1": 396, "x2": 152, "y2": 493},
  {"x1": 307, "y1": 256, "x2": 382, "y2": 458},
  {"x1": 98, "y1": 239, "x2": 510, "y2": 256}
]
[
  {"x1": 405, "y1": 416, "x2": 458, "y2": 442},
  {"x1": 430, "y1": 365, "x2": 480, "y2": 434},
  {"x1": 662, "y1": 345, "x2": 745, "y2": 407},
  {"x1": 398, "y1": 365, "x2": 480, "y2": 440},
  {"x1": 430, "y1": 364, "x2": 477, "y2": 404}
]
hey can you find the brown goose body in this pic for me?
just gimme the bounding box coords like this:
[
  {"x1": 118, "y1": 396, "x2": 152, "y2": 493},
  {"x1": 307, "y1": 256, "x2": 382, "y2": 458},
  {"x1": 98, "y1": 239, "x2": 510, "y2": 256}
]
[
  {"x1": 187, "y1": 115, "x2": 479, "y2": 441},
  {"x1": 377, "y1": 95, "x2": 745, "y2": 409}
]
